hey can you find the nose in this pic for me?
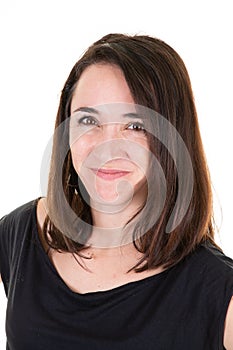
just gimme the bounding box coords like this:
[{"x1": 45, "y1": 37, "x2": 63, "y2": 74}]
[
  {"x1": 95, "y1": 123, "x2": 129, "y2": 161},
  {"x1": 100, "y1": 123, "x2": 123, "y2": 141}
]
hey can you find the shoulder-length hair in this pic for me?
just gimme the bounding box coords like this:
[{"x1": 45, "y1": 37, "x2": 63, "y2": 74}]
[{"x1": 43, "y1": 33, "x2": 218, "y2": 271}]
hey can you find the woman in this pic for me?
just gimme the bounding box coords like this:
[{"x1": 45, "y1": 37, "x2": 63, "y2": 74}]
[{"x1": 0, "y1": 33, "x2": 232, "y2": 349}]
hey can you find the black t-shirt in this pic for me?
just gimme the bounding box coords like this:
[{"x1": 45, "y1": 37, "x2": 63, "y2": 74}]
[{"x1": 0, "y1": 198, "x2": 233, "y2": 350}]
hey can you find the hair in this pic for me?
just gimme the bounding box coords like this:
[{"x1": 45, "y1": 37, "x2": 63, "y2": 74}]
[{"x1": 43, "y1": 33, "x2": 219, "y2": 272}]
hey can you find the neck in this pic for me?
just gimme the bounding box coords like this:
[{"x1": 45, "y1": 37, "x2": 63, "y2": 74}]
[
  {"x1": 88, "y1": 193, "x2": 146, "y2": 248},
  {"x1": 88, "y1": 207, "x2": 140, "y2": 248}
]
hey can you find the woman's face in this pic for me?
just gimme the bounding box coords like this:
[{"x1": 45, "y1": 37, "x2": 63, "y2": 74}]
[{"x1": 69, "y1": 64, "x2": 149, "y2": 212}]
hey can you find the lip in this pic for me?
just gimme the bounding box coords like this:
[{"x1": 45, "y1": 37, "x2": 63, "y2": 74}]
[{"x1": 91, "y1": 168, "x2": 131, "y2": 180}]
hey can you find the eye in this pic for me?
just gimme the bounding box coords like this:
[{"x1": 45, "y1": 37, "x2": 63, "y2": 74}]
[
  {"x1": 126, "y1": 122, "x2": 146, "y2": 133},
  {"x1": 78, "y1": 115, "x2": 99, "y2": 126}
]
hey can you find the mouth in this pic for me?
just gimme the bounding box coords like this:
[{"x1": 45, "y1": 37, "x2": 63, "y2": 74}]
[{"x1": 91, "y1": 168, "x2": 132, "y2": 180}]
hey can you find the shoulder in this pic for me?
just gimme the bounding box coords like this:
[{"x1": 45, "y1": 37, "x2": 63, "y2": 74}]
[
  {"x1": 0, "y1": 198, "x2": 40, "y2": 248},
  {"x1": 0, "y1": 198, "x2": 39, "y2": 227},
  {"x1": 180, "y1": 242, "x2": 233, "y2": 312},
  {"x1": 189, "y1": 242, "x2": 233, "y2": 296},
  {"x1": 0, "y1": 198, "x2": 40, "y2": 292},
  {"x1": 184, "y1": 243, "x2": 233, "y2": 348},
  {"x1": 195, "y1": 243, "x2": 233, "y2": 348},
  {"x1": 190, "y1": 242, "x2": 233, "y2": 276}
]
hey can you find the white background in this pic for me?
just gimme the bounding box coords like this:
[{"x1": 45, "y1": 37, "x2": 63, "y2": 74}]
[{"x1": 0, "y1": 0, "x2": 232, "y2": 346}]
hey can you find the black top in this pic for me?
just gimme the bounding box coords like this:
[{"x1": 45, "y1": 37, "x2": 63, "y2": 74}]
[{"x1": 0, "y1": 199, "x2": 233, "y2": 350}]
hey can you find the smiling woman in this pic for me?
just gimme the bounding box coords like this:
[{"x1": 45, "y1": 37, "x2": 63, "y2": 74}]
[
  {"x1": 69, "y1": 67, "x2": 149, "y2": 215},
  {"x1": 0, "y1": 33, "x2": 233, "y2": 349},
  {"x1": 69, "y1": 104, "x2": 150, "y2": 245}
]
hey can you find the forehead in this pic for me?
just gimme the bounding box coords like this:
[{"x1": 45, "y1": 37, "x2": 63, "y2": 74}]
[{"x1": 70, "y1": 64, "x2": 135, "y2": 113}]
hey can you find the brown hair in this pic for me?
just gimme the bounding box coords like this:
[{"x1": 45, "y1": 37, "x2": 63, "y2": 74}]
[{"x1": 43, "y1": 33, "x2": 218, "y2": 271}]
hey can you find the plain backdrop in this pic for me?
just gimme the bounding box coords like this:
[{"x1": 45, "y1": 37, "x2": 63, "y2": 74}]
[{"x1": 0, "y1": 0, "x2": 232, "y2": 346}]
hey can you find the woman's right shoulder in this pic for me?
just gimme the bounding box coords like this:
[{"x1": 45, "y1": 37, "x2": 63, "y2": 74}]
[
  {"x1": 1, "y1": 197, "x2": 49, "y2": 247},
  {"x1": 0, "y1": 198, "x2": 45, "y2": 244},
  {"x1": 0, "y1": 198, "x2": 40, "y2": 228},
  {"x1": 0, "y1": 198, "x2": 46, "y2": 283}
]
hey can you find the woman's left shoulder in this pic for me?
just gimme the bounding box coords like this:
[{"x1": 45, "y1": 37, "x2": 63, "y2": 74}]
[
  {"x1": 193, "y1": 243, "x2": 233, "y2": 349},
  {"x1": 194, "y1": 242, "x2": 233, "y2": 277}
]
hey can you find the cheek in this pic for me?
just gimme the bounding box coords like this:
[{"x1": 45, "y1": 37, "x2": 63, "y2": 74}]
[
  {"x1": 127, "y1": 141, "x2": 150, "y2": 172},
  {"x1": 70, "y1": 137, "x2": 95, "y2": 172}
]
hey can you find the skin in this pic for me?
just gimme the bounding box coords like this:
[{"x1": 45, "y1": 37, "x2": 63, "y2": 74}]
[{"x1": 224, "y1": 298, "x2": 233, "y2": 349}]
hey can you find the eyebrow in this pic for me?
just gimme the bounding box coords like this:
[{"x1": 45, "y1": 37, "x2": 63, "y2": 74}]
[
  {"x1": 72, "y1": 107, "x2": 100, "y2": 114},
  {"x1": 72, "y1": 107, "x2": 144, "y2": 120},
  {"x1": 123, "y1": 112, "x2": 144, "y2": 119}
]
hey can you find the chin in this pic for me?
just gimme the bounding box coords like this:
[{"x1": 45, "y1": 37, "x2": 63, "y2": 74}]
[
  {"x1": 90, "y1": 189, "x2": 133, "y2": 208},
  {"x1": 89, "y1": 182, "x2": 148, "y2": 215}
]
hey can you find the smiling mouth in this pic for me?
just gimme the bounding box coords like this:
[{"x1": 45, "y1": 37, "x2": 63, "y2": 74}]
[{"x1": 91, "y1": 168, "x2": 131, "y2": 180}]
